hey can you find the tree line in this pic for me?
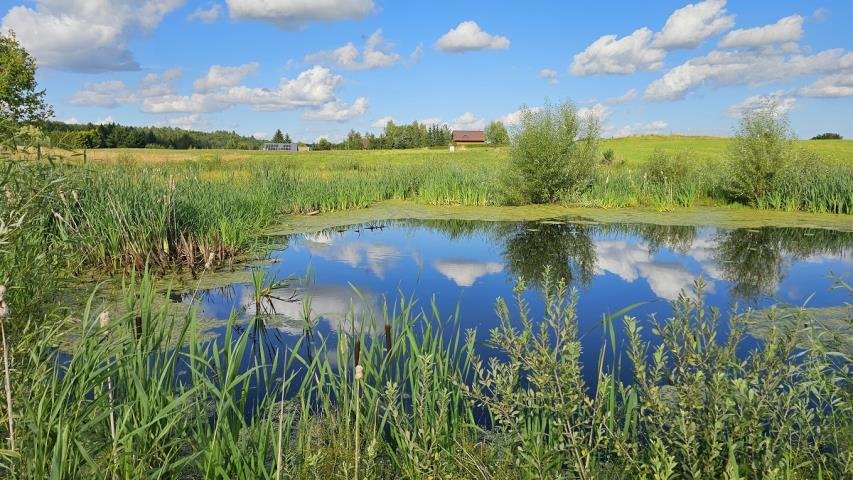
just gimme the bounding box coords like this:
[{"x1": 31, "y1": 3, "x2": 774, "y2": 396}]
[
  {"x1": 41, "y1": 120, "x2": 266, "y2": 150},
  {"x1": 313, "y1": 120, "x2": 510, "y2": 151}
]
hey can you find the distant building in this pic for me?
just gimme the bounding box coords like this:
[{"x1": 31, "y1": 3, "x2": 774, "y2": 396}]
[
  {"x1": 451, "y1": 130, "x2": 485, "y2": 145},
  {"x1": 263, "y1": 143, "x2": 299, "y2": 152}
]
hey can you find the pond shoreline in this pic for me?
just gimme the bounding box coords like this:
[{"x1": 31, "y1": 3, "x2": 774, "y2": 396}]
[{"x1": 266, "y1": 200, "x2": 853, "y2": 235}]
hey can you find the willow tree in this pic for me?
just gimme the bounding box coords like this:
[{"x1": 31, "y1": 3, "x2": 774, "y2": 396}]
[{"x1": 0, "y1": 31, "x2": 53, "y2": 135}]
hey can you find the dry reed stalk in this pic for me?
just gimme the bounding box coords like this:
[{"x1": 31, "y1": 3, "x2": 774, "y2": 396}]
[{"x1": 0, "y1": 285, "x2": 14, "y2": 451}]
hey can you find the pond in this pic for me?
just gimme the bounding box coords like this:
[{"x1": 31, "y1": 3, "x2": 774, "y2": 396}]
[{"x1": 174, "y1": 217, "x2": 853, "y2": 391}]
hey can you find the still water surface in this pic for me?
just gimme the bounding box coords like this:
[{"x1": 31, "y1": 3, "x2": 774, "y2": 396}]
[{"x1": 179, "y1": 218, "x2": 852, "y2": 387}]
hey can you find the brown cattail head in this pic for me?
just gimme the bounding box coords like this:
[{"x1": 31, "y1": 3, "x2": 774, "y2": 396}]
[
  {"x1": 134, "y1": 315, "x2": 142, "y2": 339},
  {"x1": 384, "y1": 324, "x2": 392, "y2": 356},
  {"x1": 354, "y1": 338, "x2": 361, "y2": 367}
]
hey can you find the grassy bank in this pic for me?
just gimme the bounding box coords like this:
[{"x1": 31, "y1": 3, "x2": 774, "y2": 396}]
[{"x1": 1, "y1": 271, "x2": 849, "y2": 478}]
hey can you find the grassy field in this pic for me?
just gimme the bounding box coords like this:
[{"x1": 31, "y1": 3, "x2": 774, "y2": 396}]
[
  {"x1": 601, "y1": 135, "x2": 853, "y2": 166},
  {"x1": 80, "y1": 135, "x2": 853, "y2": 167}
]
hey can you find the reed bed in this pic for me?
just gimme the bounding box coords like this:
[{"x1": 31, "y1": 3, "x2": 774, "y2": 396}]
[
  {"x1": 0, "y1": 271, "x2": 849, "y2": 478},
  {"x1": 41, "y1": 157, "x2": 497, "y2": 272}
]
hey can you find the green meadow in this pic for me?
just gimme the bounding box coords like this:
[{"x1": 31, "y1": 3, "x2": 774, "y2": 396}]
[{"x1": 81, "y1": 135, "x2": 853, "y2": 167}]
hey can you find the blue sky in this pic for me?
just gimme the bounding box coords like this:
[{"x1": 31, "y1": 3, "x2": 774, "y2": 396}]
[{"x1": 2, "y1": 0, "x2": 851, "y2": 141}]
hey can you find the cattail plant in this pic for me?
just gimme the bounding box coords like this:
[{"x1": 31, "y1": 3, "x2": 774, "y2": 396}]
[
  {"x1": 354, "y1": 363, "x2": 364, "y2": 480},
  {"x1": 0, "y1": 285, "x2": 13, "y2": 452},
  {"x1": 97, "y1": 310, "x2": 116, "y2": 443}
]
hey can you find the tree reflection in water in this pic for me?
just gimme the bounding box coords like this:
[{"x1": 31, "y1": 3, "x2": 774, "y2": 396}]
[
  {"x1": 497, "y1": 221, "x2": 597, "y2": 288},
  {"x1": 714, "y1": 226, "x2": 851, "y2": 301}
]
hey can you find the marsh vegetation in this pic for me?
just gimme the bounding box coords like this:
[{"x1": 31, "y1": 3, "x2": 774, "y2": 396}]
[{"x1": 1, "y1": 31, "x2": 852, "y2": 479}]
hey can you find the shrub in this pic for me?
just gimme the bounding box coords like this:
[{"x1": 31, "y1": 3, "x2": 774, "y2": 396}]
[
  {"x1": 811, "y1": 132, "x2": 842, "y2": 140},
  {"x1": 602, "y1": 148, "x2": 615, "y2": 164},
  {"x1": 501, "y1": 100, "x2": 600, "y2": 204},
  {"x1": 642, "y1": 149, "x2": 690, "y2": 185},
  {"x1": 727, "y1": 109, "x2": 794, "y2": 206}
]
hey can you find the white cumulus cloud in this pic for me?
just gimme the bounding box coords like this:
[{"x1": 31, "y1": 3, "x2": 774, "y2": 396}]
[
  {"x1": 645, "y1": 47, "x2": 853, "y2": 101},
  {"x1": 652, "y1": 0, "x2": 734, "y2": 49},
  {"x1": 305, "y1": 29, "x2": 401, "y2": 70},
  {"x1": 450, "y1": 112, "x2": 485, "y2": 130},
  {"x1": 1, "y1": 0, "x2": 184, "y2": 72},
  {"x1": 138, "y1": 67, "x2": 182, "y2": 98},
  {"x1": 188, "y1": 3, "x2": 221, "y2": 23},
  {"x1": 143, "y1": 65, "x2": 344, "y2": 113},
  {"x1": 302, "y1": 97, "x2": 368, "y2": 121},
  {"x1": 435, "y1": 21, "x2": 509, "y2": 52},
  {"x1": 70, "y1": 80, "x2": 134, "y2": 108},
  {"x1": 570, "y1": 27, "x2": 665, "y2": 75},
  {"x1": 226, "y1": 0, "x2": 375, "y2": 28},
  {"x1": 194, "y1": 63, "x2": 260, "y2": 92},
  {"x1": 570, "y1": 1, "x2": 735, "y2": 76},
  {"x1": 607, "y1": 88, "x2": 638, "y2": 105},
  {"x1": 539, "y1": 68, "x2": 559, "y2": 84},
  {"x1": 798, "y1": 73, "x2": 853, "y2": 98},
  {"x1": 719, "y1": 15, "x2": 804, "y2": 48}
]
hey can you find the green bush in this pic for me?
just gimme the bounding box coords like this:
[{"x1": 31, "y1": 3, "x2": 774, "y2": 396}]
[
  {"x1": 727, "y1": 110, "x2": 794, "y2": 206},
  {"x1": 642, "y1": 149, "x2": 690, "y2": 185},
  {"x1": 602, "y1": 148, "x2": 615, "y2": 164},
  {"x1": 501, "y1": 101, "x2": 600, "y2": 204}
]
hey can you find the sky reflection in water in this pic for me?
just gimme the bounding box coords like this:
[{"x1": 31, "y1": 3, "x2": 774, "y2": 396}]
[{"x1": 184, "y1": 218, "x2": 852, "y2": 386}]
